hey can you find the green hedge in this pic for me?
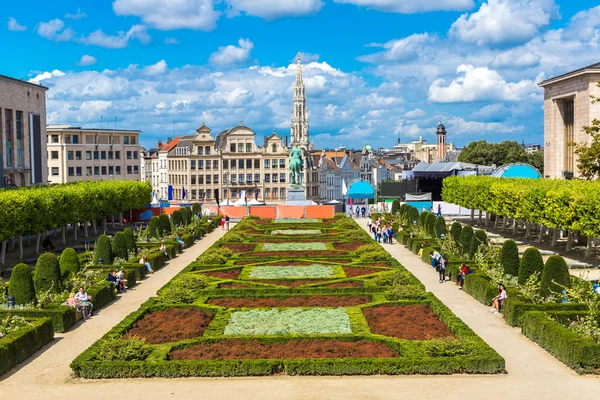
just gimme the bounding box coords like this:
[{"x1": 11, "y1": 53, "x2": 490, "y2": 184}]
[
  {"x1": 87, "y1": 281, "x2": 117, "y2": 309},
  {"x1": 463, "y1": 273, "x2": 498, "y2": 305},
  {"x1": 147, "y1": 251, "x2": 166, "y2": 271},
  {"x1": 502, "y1": 299, "x2": 587, "y2": 327},
  {"x1": 180, "y1": 234, "x2": 195, "y2": 248},
  {"x1": 0, "y1": 306, "x2": 76, "y2": 333},
  {"x1": 0, "y1": 317, "x2": 54, "y2": 376}
]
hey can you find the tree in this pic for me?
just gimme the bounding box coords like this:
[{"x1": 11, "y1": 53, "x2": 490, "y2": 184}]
[
  {"x1": 59, "y1": 248, "x2": 81, "y2": 280},
  {"x1": 93, "y1": 234, "x2": 113, "y2": 265},
  {"x1": 458, "y1": 140, "x2": 528, "y2": 166},
  {"x1": 540, "y1": 255, "x2": 571, "y2": 297},
  {"x1": 34, "y1": 252, "x2": 63, "y2": 294},
  {"x1": 419, "y1": 211, "x2": 429, "y2": 228},
  {"x1": 434, "y1": 216, "x2": 447, "y2": 239},
  {"x1": 450, "y1": 222, "x2": 462, "y2": 244},
  {"x1": 526, "y1": 151, "x2": 544, "y2": 172},
  {"x1": 500, "y1": 240, "x2": 520, "y2": 276},
  {"x1": 518, "y1": 248, "x2": 544, "y2": 285},
  {"x1": 8, "y1": 263, "x2": 36, "y2": 305},
  {"x1": 148, "y1": 216, "x2": 159, "y2": 238},
  {"x1": 172, "y1": 210, "x2": 183, "y2": 227},
  {"x1": 123, "y1": 227, "x2": 136, "y2": 254},
  {"x1": 408, "y1": 207, "x2": 419, "y2": 226},
  {"x1": 391, "y1": 200, "x2": 401, "y2": 214},
  {"x1": 112, "y1": 232, "x2": 128, "y2": 260},
  {"x1": 158, "y1": 214, "x2": 171, "y2": 237},
  {"x1": 181, "y1": 207, "x2": 192, "y2": 226},
  {"x1": 459, "y1": 225, "x2": 474, "y2": 257},
  {"x1": 469, "y1": 229, "x2": 488, "y2": 259}
]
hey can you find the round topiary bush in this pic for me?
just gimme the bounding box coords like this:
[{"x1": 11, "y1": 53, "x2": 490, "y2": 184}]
[
  {"x1": 434, "y1": 216, "x2": 447, "y2": 239},
  {"x1": 408, "y1": 207, "x2": 419, "y2": 226},
  {"x1": 391, "y1": 200, "x2": 401, "y2": 215},
  {"x1": 469, "y1": 230, "x2": 488, "y2": 259},
  {"x1": 124, "y1": 227, "x2": 137, "y2": 254},
  {"x1": 8, "y1": 263, "x2": 36, "y2": 305},
  {"x1": 172, "y1": 210, "x2": 183, "y2": 227},
  {"x1": 34, "y1": 252, "x2": 63, "y2": 294},
  {"x1": 459, "y1": 225, "x2": 474, "y2": 257},
  {"x1": 399, "y1": 204, "x2": 406, "y2": 218},
  {"x1": 518, "y1": 247, "x2": 544, "y2": 285},
  {"x1": 182, "y1": 207, "x2": 192, "y2": 226},
  {"x1": 540, "y1": 255, "x2": 571, "y2": 297},
  {"x1": 93, "y1": 234, "x2": 113, "y2": 265},
  {"x1": 158, "y1": 214, "x2": 172, "y2": 237},
  {"x1": 59, "y1": 248, "x2": 80, "y2": 280},
  {"x1": 500, "y1": 240, "x2": 520, "y2": 276},
  {"x1": 450, "y1": 222, "x2": 462, "y2": 244},
  {"x1": 148, "y1": 216, "x2": 159, "y2": 238},
  {"x1": 425, "y1": 213, "x2": 436, "y2": 236},
  {"x1": 112, "y1": 232, "x2": 128, "y2": 260}
]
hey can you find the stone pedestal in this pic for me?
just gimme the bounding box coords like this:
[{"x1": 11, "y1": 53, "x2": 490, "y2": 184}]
[{"x1": 285, "y1": 185, "x2": 313, "y2": 205}]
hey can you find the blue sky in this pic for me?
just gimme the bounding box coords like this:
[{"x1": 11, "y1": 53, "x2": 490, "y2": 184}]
[{"x1": 3, "y1": 0, "x2": 600, "y2": 150}]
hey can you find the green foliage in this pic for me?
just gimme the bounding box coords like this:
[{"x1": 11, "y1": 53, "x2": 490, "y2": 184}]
[
  {"x1": 172, "y1": 210, "x2": 183, "y2": 227},
  {"x1": 526, "y1": 151, "x2": 544, "y2": 173},
  {"x1": 182, "y1": 207, "x2": 192, "y2": 226},
  {"x1": 500, "y1": 240, "x2": 520, "y2": 276},
  {"x1": 225, "y1": 232, "x2": 245, "y2": 243},
  {"x1": 434, "y1": 216, "x2": 446, "y2": 238},
  {"x1": 391, "y1": 200, "x2": 400, "y2": 214},
  {"x1": 408, "y1": 207, "x2": 419, "y2": 226},
  {"x1": 93, "y1": 235, "x2": 113, "y2": 265},
  {"x1": 192, "y1": 203, "x2": 201, "y2": 216},
  {"x1": 158, "y1": 214, "x2": 171, "y2": 237},
  {"x1": 8, "y1": 264, "x2": 36, "y2": 305},
  {"x1": 374, "y1": 270, "x2": 415, "y2": 287},
  {"x1": 384, "y1": 284, "x2": 426, "y2": 300},
  {"x1": 540, "y1": 255, "x2": 571, "y2": 297},
  {"x1": 355, "y1": 244, "x2": 381, "y2": 256},
  {"x1": 469, "y1": 230, "x2": 488, "y2": 259},
  {"x1": 458, "y1": 225, "x2": 473, "y2": 256},
  {"x1": 553, "y1": 273, "x2": 600, "y2": 343},
  {"x1": 450, "y1": 222, "x2": 462, "y2": 244},
  {"x1": 359, "y1": 251, "x2": 390, "y2": 263},
  {"x1": 423, "y1": 338, "x2": 472, "y2": 357},
  {"x1": 425, "y1": 214, "x2": 436, "y2": 236},
  {"x1": 196, "y1": 248, "x2": 233, "y2": 265},
  {"x1": 0, "y1": 317, "x2": 54, "y2": 376},
  {"x1": 93, "y1": 336, "x2": 151, "y2": 362},
  {"x1": 123, "y1": 228, "x2": 136, "y2": 254},
  {"x1": 159, "y1": 275, "x2": 208, "y2": 304},
  {"x1": 457, "y1": 140, "x2": 528, "y2": 166},
  {"x1": 148, "y1": 216, "x2": 159, "y2": 238},
  {"x1": 33, "y1": 252, "x2": 63, "y2": 294},
  {"x1": 111, "y1": 232, "x2": 128, "y2": 261},
  {"x1": 518, "y1": 248, "x2": 544, "y2": 285},
  {"x1": 419, "y1": 211, "x2": 428, "y2": 228},
  {"x1": 59, "y1": 248, "x2": 81, "y2": 281}
]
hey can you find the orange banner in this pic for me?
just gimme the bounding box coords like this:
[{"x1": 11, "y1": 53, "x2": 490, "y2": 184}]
[
  {"x1": 249, "y1": 206, "x2": 277, "y2": 219},
  {"x1": 306, "y1": 205, "x2": 335, "y2": 219},
  {"x1": 276, "y1": 205, "x2": 305, "y2": 219},
  {"x1": 219, "y1": 206, "x2": 247, "y2": 219}
]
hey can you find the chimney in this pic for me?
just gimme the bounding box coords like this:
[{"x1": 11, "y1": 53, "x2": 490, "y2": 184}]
[
  {"x1": 167, "y1": 137, "x2": 172, "y2": 144},
  {"x1": 158, "y1": 140, "x2": 163, "y2": 147}
]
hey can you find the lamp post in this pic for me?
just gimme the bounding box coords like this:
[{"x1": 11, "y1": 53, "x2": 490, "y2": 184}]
[{"x1": 225, "y1": 171, "x2": 230, "y2": 206}]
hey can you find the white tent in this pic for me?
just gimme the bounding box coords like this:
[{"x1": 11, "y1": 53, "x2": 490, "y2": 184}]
[
  {"x1": 247, "y1": 198, "x2": 265, "y2": 205},
  {"x1": 233, "y1": 198, "x2": 247, "y2": 206},
  {"x1": 327, "y1": 199, "x2": 341, "y2": 204},
  {"x1": 220, "y1": 199, "x2": 235, "y2": 206}
]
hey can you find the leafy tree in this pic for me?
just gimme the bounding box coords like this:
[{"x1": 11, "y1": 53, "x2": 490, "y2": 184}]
[
  {"x1": 419, "y1": 211, "x2": 429, "y2": 227},
  {"x1": 458, "y1": 140, "x2": 528, "y2": 166},
  {"x1": 93, "y1": 234, "x2": 113, "y2": 265},
  {"x1": 148, "y1": 216, "x2": 159, "y2": 238},
  {"x1": 59, "y1": 248, "x2": 81, "y2": 280},
  {"x1": 34, "y1": 252, "x2": 63, "y2": 294},
  {"x1": 180, "y1": 207, "x2": 191, "y2": 226},
  {"x1": 526, "y1": 151, "x2": 544, "y2": 173},
  {"x1": 123, "y1": 228, "x2": 136, "y2": 254},
  {"x1": 469, "y1": 229, "x2": 488, "y2": 259},
  {"x1": 434, "y1": 216, "x2": 447, "y2": 239},
  {"x1": 450, "y1": 222, "x2": 462, "y2": 244},
  {"x1": 112, "y1": 232, "x2": 128, "y2": 260},
  {"x1": 459, "y1": 226, "x2": 474, "y2": 257},
  {"x1": 158, "y1": 214, "x2": 172, "y2": 237},
  {"x1": 500, "y1": 240, "x2": 520, "y2": 276},
  {"x1": 8, "y1": 263, "x2": 36, "y2": 305},
  {"x1": 540, "y1": 255, "x2": 571, "y2": 297},
  {"x1": 391, "y1": 200, "x2": 401, "y2": 214},
  {"x1": 518, "y1": 248, "x2": 544, "y2": 285}
]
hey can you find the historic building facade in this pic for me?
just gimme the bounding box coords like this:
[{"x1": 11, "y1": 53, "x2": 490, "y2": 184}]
[
  {"x1": 318, "y1": 150, "x2": 360, "y2": 203},
  {"x1": 539, "y1": 62, "x2": 600, "y2": 179}
]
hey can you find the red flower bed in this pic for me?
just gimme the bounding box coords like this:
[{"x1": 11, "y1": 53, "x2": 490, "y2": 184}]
[
  {"x1": 219, "y1": 282, "x2": 252, "y2": 289},
  {"x1": 255, "y1": 220, "x2": 271, "y2": 225},
  {"x1": 221, "y1": 243, "x2": 256, "y2": 253},
  {"x1": 363, "y1": 305, "x2": 453, "y2": 340},
  {"x1": 333, "y1": 242, "x2": 365, "y2": 251},
  {"x1": 253, "y1": 238, "x2": 337, "y2": 242},
  {"x1": 343, "y1": 266, "x2": 385, "y2": 277},
  {"x1": 207, "y1": 295, "x2": 370, "y2": 308},
  {"x1": 254, "y1": 279, "x2": 328, "y2": 287},
  {"x1": 202, "y1": 269, "x2": 241, "y2": 279},
  {"x1": 169, "y1": 339, "x2": 398, "y2": 360},
  {"x1": 322, "y1": 281, "x2": 363, "y2": 288},
  {"x1": 126, "y1": 308, "x2": 214, "y2": 344},
  {"x1": 242, "y1": 250, "x2": 347, "y2": 258}
]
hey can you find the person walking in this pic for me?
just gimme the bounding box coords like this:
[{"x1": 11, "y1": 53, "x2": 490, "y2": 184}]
[
  {"x1": 437, "y1": 254, "x2": 447, "y2": 283},
  {"x1": 225, "y1": 215, "x2": 230, "y2": 231},
  {"x1": 356, "y1": 206, "x2": 360, "y2": 218},
  {"x1": 437, "y1": 204, "x2": 442, "y2": 217},
  {"x1": 361, "y1": 206, "x2": 366, "y2": 218},
  {"x1": 220, "y1": 217, "x2": 226, "y2": 231},
  {"x1": 387, "y1": 225, "x2": 393, "y2": 244},
  {"x1": 367, "y1": 218, "x2": 372, "y2": 231}
]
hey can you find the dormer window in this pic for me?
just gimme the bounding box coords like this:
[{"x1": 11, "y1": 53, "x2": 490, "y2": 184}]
[{"x1": 272, "y1": 144, "x2": 277, "y2": 153}]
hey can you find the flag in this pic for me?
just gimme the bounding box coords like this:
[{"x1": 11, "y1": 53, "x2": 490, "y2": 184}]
[
  {"x1": 342, "y1": 179, "x2": 348, "y2": 196},
  {"x1": 349, "y1": 198, "x2": 353, "y2": 206},
  {"x1": 255, "y1": 190, "x2": 258, "y2": 200},
  {"x1": 168, "y1": 185, "x2": 173, "y2": 201},
  {"x1": 215, "y1": 189, "x2": 220, "y2": 206},
  {"x1": 182, "y1": 186, "x2": 187, "y2": 200}
]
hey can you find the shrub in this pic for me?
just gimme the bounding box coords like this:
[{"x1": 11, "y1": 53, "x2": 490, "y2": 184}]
[
  {"x1": 59, "y1": 248, "x2": 81, "y2": 280},
  {"x1": 359, "y1": 251, "x2": 390, "y2": 263},
  {"x1": 500, "y1": 240, "x2": 520, "y2": 277},
  {"x1": 159, "y1": 275, "x2": 208, "y2": 303},
  {"x1": 112, "y1": 232, "x2": 128, "y2": 261},
  {"x1": 391, "y1": 200, "x2": 400, "y2": 214},
  {"x1": 123, "y1": 228, "x2": 136, "y2": 254},
  {"x1": 408, "y1": 207, "x2": 419, "y2": 226},
  {"x1": 425, "y1": 214, "x2": 436, "y2": 236},
  {"x1": 424, "y1": 338, "x2": 472, "y2": 357},
  {"x1": 148, "y1": 216, "x2": 159, "y2": 238},
  {"x1": 93, "y1": 336, "x2": 151, "y2": 362},
  {"x1": 172, "y1": 210, "x2": 183, "y2": 227},
  {"x1": 384, "y1": 284, "x2": 426, "y2": 300},
  {"x1": 225, "y1": 232, "x2": 245, "y2": 243},
  {"x1": 8, "y1": 264, "x2": 37, "y2": 305},
  {"x1": 469, "y1": 230, "x2": 488, "y2": 259},
  {"x1": 355, "y1": 244, "x2": 381, "y2": 256},
  {"x1": 419, "y1": 211, "x2": 428, "y2": 228},
  {"x1": 540, "y1": 255, "x2": 571, "y2": 297},
  {"x1": 458, "y1": 225, "x2": 473, "y2": 256},
  {"x1": 33, "y1": 252, "x2": 63, "y2": 294},
  {"x1": 196, "y1": 248, "x2": 232, "y2": 265},
  {"x1": 158, "y1": 214, "x2": 171, "y2": 237},
  {"x1": 434, "y1": 216, "x2": 447, "y2": 239},
  {"x1": 375, "y1": 270, "x2": 415, "y2": 287},
  {"x1": 93, "y1": 235, "x2": 113, "y2": 265},
  {"x1": 450, "y1": 222, "x2": 462, "y2": 244},
  {"x1": 192, "y1": 202, "x2": 201, "y2": 216},
  {"x1": 518, "y1": 248, "x2": 544, "y2": 285},
  {"x1": 0, "y1": 317, "x2": 53, "y2": 376}
]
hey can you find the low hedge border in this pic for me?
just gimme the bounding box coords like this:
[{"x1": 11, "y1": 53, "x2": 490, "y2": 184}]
[
  {"x1": 0, "y1": 317, "x2": 54, "y2": 376},
  {"x1": 0, "y1": 306, "x2": 75, "y2": 333},
  {"x1": 502, "y1": 299, "x2": 587, "y2": 327},
  {"x1": 87, "y1": 266, "x2": 138, "y2": 288}
]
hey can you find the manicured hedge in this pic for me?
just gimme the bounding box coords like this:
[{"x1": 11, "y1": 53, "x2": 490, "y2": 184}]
[
  {"x1": 463, "y1": 273, "x2": 498, "y2": 305},
  {"x1": 502, "y1": 299, "x2": 587, "y2": 327},
  {"x1": 0, "y1": 306, "x2": 76, "y2": 333},
  {"x1": 500, "y1": 240, "x2": 519, "y2": 277},
  {"x1": 0, "y1": 317, "x2": 54, "y2": 376},
  {"x1": 8, "y1": 264, "x2": 36, "y2": 305},
  {"x1": 34, "y1": 252, "x2": 63, "y2": 294},
  {"x1": 87, "y1": 281, "x2": 117, "y2": 309},
  {"x1": 59, "y1": 248, "x2": 81, "y2": 280}
]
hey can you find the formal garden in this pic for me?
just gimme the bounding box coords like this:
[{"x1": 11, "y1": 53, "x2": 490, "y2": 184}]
[
  {"x1": 388, "y1": 176, "x2": 600, "y2": 374},
  {"x1": 70, "y1": 214, "x2": 504, "y2": 378}
]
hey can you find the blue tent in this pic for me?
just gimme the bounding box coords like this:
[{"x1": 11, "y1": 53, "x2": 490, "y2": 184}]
[
  {"x1": 347, "y1": 180, "x2": 375, "y2": 199},
  {"x1": 491, "y1": 163, "x2": 541, "y2": 179}
]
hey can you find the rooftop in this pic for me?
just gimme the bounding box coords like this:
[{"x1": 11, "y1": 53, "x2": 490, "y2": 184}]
[
  {"x1": 538, "y1": 61, "x2": 600, "y2": 87},
  {"x1": 0, "y1": 74, "x2": 49, "y2": 90},
  {"x1": 47, "y1": 124, "x2": 141, "y2": 133}
]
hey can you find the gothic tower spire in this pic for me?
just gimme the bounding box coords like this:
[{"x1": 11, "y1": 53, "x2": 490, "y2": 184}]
[{"x1": 291, "y1": 52, "x2": 309, "y2": 149}]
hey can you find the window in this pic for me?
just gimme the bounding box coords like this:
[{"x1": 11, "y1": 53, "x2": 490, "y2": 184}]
[
  {"x1": 133, "y1": 151, "x2": 139, "y2": 160},
  {"x1": 51, "y1": 167, "x2": 59, "y2": 176},
  {"x1": 280, "y1": 173, "x2": 286, "y2": 183},
  {"x1": 206, "y1": 160, "x2": 211, "y2": 170},
  {"x1": 272, "y1": 173, "x2": 278, "y2": 183},
  {"x1": 127, "y1": 151, "x2": 132, "y2": 160},
  {"x1": 272, "y1": 144, "x2": 277, "y2": 152},
  {"x1": 67, "y1": 151, "x2": 73, "y2": 160},
  {"x1": 127, "y1": 166, "x2": 132, "y2": 174},
  {"x1": 86, "y1": 151, "x2": 92, "y2": 160},
  {"x1": 213, "y1": 160, "x2": 219, "y2": 169},
  {"x1": 101, "y1": 151, "x2": 106, "y2": 160},
  {"x1": 197, "y1": 147, "x2": 203, "y2": 155},
  {"x1": 65, "y1": 135, "x2": 71, "y2": 144},
  {"x1": 280, "y1": 159, "x2": 286, "y2": 168},
  {"x1": 231, "y1": 174, "x2": 237, "y2": 183},
  {"x1": 134, "y1": 166, "x2": 139, "y2": 174},
  {"x1": 246, "y1": 143, "x2": 252, "y2": 153},
  {"x1": 254, "y1": 159, "x2": 260, "y2": 169},
  {"x1": 191, "y1": 190, "x2": 197, "y2": 200},
  {"x1": 191, "y1": 160, "x2": 196, "y2": 170},
  {"x1": 75, "y1": 151, "x2": 82, "y2": 160},
  {"x1": 254, "y1": 174, "x2": 260, "y2": 183},
  {"x1": 72, "y1": 135, "x2": 79, "y2": 144},
  {"x1": 264, "y1": 174, "x2": 271, "y2": 183},
  {"x1": 68, "y1": 167, "x2": 74, "y2": 176},
  {"x1": 94, "y1": 151, "x2": 99, "y2": 160},
  {"x1": 86, "y1": 166, "x2": 92, "y2": 176},
  {"x1": 198, "y1": 160, "x2": 204, "y2": 169},
  {"x1": 198, "y1": 175, "x2": 204, "y2": 184},
  {"x1": 108, "y1": 151, "x2": 113, "y2": 160},
  {"x1": 238, "y1": 143, "x2": 244, "y2": 153},
  {"x1": 238, "y1": 159, "x2": 245, "y2": 169},
  {"x1": 246, "y1": 159, "x2": 252, "y2": 169},
  {"x1": 76, "y1": 167, "x2": 82, "y2": 176},
  {"x1": 101, "y1": 166, "x2": 107, "y2": 176},
  {"x1": 51, "y1": 151, "x2": 59, "y2": 160},
  {"x1": 239, "y1": 174, "x2": 245, "y2": 183},
  {"x1": 230, "y1": 143, "x2": 236, "y2": 152},
  {"x1": 130, "y1": 136, "x2": 137, "y2": 145},
  {"x1": 51, "y1": 135, "x2": 59, "y2": 143},
  {"x1": 230, "y1": 159, "x2": 236, "y2": 169},
  {"x1": 223, "y1": 160, "x2": 229, "y2": 169},
  {"x1": 94, "y1": 166, "x2": 100, "y2": 176},
  {"x1": 206, "y1": 175, "x2": 211, "y2": 184},
  {"x1": 191, "y1": 175, "x2": 196, "y2": 184},
  {"x1": 205, "y1": 146, "x2": 211, "y2": 155},
  {"x1": 115, "y1": 151, "x2": 121, "y2": 160},
  {"x1": 213, "y1": 174, "x2": 219, "y2": 184},
  {"x1": 264, "y1": 159, "x2": 270, "y2": 168},
  {"x1": 273, "y1": 188, "x2": 278, "y2": 198},
  {"x1": 223, "y1": 173, "x2": 229, "y2": 184},
  {"x1": 264, "y1": 188, "x2": 270, "y2": 197},
  {"x1": 124, "y1": 136, "x2": 129, "y2": 145},
  {"x1": 280, "y1": 188, "x2": 286, "y2": 198},
  {"x1": 108, "y1": 166, "x2": 114, "y2": 175}
]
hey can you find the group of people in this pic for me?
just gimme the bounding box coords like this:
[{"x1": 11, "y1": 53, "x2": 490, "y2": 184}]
[
  {"x1": 106, "y1": 269, "x2": 127, "y2": 293},
  {"x1": 67, "y1": 287, "x2": 94, "y2": 320},
  {"x1": 368, "y1": 217, "x2": 394, "y2": 244},
  {"x1": 220, "y1": 215, "x2": 231, "y2": 231},
  {"x1": 429, "y1": 250, "x2": 448, "y2": 283},
  {"x1": 354, "y1": 206, "x2": 367, "y2": 218}
]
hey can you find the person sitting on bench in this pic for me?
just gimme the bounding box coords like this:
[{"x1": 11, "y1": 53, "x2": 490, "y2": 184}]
[{"x1": 42, "y1": 236, "x2": 55, "y2": 251}]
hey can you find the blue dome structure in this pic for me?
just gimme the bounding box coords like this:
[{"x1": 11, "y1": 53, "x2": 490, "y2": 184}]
[
  {"x1": 347, "y1": 180, "x2": 375, "y2": 199},
  {"x1": 491, "y1": 163, "x2": 542, "y2": 179}
]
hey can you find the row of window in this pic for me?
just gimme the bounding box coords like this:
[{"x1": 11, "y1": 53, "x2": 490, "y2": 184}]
[
  {"x1": 50, "y1": 165, "x2": 140, "y2": 177},
  {"x1": 49, "y1": 150, "x2": 139, "y2": 161},
  {"x1": 169, "y1": 173, "x2": 288, "y2": 186},
  {"x1": 48, "y1": 134, "x2": 138, "y2": 145},
  {"x1": 182, "y1": 188, "x2": 288, "y2": 200},
  {"x1": 170, "y1": 158, "x2": 288, "y2": 171}
]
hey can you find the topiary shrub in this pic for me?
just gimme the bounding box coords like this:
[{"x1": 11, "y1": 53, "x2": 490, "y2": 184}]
[
  {"x1": 391, "y1": 200, "x2": 400, "y2": 215},
  {"x1": 450, "y1": 222, "x2": 462, "y2": 244},
  {"x1": 34, "y1": 252, "x2": 63, "y2": 294},
  {"x1": 408, "y1": 207, "x2": 419, "y2": 226},
  {"x1": 500, "y1": 240, "x2": 520, "y2": 276},
  {"x1": 148, "y1": 216, "x2": 159, "y2": 238},
  {"x1": 112, "y1": 232, "x2": 128, "y2": 260},
  {"x1": 192, "y1": 202, "x2": 201, "y2": 216},
  {"x1": 158, "y1": 214, "x2": 172, "y2": 237},
  {"x1": 123, "y1": 228, "x2": 136, "y2": 254},
  {"x1": 419, "y1": 211, "x2": 429, "y2": 228},
  {"x1": 469, "y1": 230, "x2": 488, "y2": 259},
  {"x1": 59, "y1": 248, "x2": 81, "y2": 280},
  {"x1": 172, "y1": 210, "x2": 183, "y2": 227},
  {"x1": 434, "y1": 216, "x2": 447, "y2": 239},
  {"x1": 518, "y1": 247, "x2": 544, "y2": 285},
  {"x1": 459, "y1": 225, "x2": 474, "y2": 256},
  {"x1": 8, "y1": 263, "x2": 36, "y2": 305},
  {"x1": 93, "y1": 234, "x2": 113, "y2": 265},
  {"x1": 399, "y1": 204, "x2": 406, "y2": 218},
  {"x1": 425, "y1": 213, "x2": 436, "y2": 236},
  {"x1": 540, "y1": 255, "x2": 571, "y2": 297},
  {"x1": 182, "y1": 207, "x2": 192, "y2": 226}
]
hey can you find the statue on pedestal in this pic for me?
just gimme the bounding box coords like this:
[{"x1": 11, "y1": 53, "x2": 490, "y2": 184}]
[{"x1": 288, "y1": 145, "x2": 304, "y2": 186}]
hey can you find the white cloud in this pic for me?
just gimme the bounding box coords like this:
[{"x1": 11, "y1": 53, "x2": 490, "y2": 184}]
[
  {"x1": 491, "y1": 49, "x2": 541, "y2": 68},
  {"x1": 81, "y1": 25, "x2": 151, "y2": 49},
  {"x1": 209, "y1": 38, "x2": 254, "y2": 66},
  {"x1": 404, "y1": 108, "x2": 427, "y2": 119},
  {"x1": 291, "y1": 52, "x2": 320, "y2": 64},
  {"x1": 226, "y1": 0, "x2": 323, "y2": 20},
  {"x1": 333, "y1": 0, "x2": 474, "y2": 13},
  {"x1": 77, "y1": 55, "x2": 97, "y2": 66},
  {"x1": 562, "y1": 6, "x2": 600, "y2": 43},
  {"x1": 65, "y1": 9, "x2": 87, "y2": 20},
  {"x1": 448, "y1": 116, "x2": 524, "y2": 134},
  {"x1": 37, "y1": 19, "x2": 74, "y2": 42},
  {"x1": 28, "y1": 70, "x2": 66, "y2": 85},
  {"x1": 164, "y1": 37, "x2": 180, "y2": 45},
  {"x1": 143, "y1": 60, "x2": 168, "y2": 76},
  {"x1": 428, "y1": 64, "x2": 540, "y2": 103},
  {"x1": 450, "y1": 0, "x2": 559, "y2": 46},
  {"x1": 112, "y1": 0, "x2": 220, "y2": 31},
  {"x1": 469, "y1": 103, "x2": 511, "y2": 121},
  {"x1": 7, "y1": 17, "x2": 27, "y2": 31},
  {"x1": 359, "y1": 33, "x2": 431, "y2": 63}
]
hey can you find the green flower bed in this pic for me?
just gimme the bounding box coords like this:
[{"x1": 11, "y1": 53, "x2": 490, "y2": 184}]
[
  {"x1": 273, "y1": 219, "x2": 320, "y2": 223},
  {"x1": 223, "y1": 308, "x2": 352, "y2": 335},
  {"x1": 271, "y1": 229, "x2": 322, "y2": 236},
  {"x1": 249, "y1": 265, "x2": 335, "y2": 279},
  {"x1": 261, "y1": 242, "x2": 327, "y2": 251}
]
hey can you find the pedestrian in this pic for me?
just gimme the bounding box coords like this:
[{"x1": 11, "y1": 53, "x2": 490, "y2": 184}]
[
  {"x1": 376, "y1": 226, "x2": 382, "y2": 243},
  {"x1": 361, "y1": 206, "x2": 366, "y2": 218},
  {"x1": 367, "y1": 218, "x2": 372, "y2": 231},
  {"x1": 388, "y1": 225, "x2": 393, "y2": 244},
  {"x1": 437, "y1": 254, "x2": 447, "y2": 283},
  {"x1": 437, "y1": 204, "x2": 442, "y2": 217},
  {"x1": 220, "y1": 217, "x2": 226, "y2": 231},
  {"x1": 356, "y1": 206, "x2": 360, "y2": 218},
  {"x1": 382, "y1": 226, "x2": 388, "y2": 243},
  {"x1": 457, "y1": 263, "x2": 469, "y2": 289},
  {"x1": 225, "y1": 215, "x2": 230, "y2": 231}
]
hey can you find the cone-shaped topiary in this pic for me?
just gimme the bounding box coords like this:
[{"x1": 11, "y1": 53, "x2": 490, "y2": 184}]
[
  {"x1": 192, "y1": 202, "x2": 201, "y2": 216},
  {"x1": 112, "y1": 232, "x2": 128, "y2": 260},
  {"x1": 181, "y1": 207, "x2": 190, "y2": 226},
  {"x1": 391, "y1": 200, "x2": 401, "y2": 214},
  {"x1": 158, "y1": 214, "x2": 171, "y2": 237},
  {"x1": 59, "y1": 248, "x2": 80, "y2": 280},
  {"x1": 469, "y1": 230, "x2": 488, "y2": 259},
  {"x1": 459, "y1": 225, "x2": 474, "y2": 257},
  {"x1": 123, "y1": 228, "x2": 136, "y2": 254},
  {"x1": 93, "y1": 234, "x2": 113, "y2": 265},
  {"x1": 148, "y1": 216, "x2": 159, "y2": 238},
  {"x1": 172, "y1": 210, "x2": 183, "y2": 227},
  {"x1": 408, "y1": 207, "x2": 419, "y2": 226},
  {"x1": 450, "y1": 221, "x2": 462, "y2": 244},
  {"x1": 399, "y1": 204, "x2": 406, "y2": 219},
  {"x1": 540, "y1": 255, "x2": 571, "y2": 297},
  {"x1": 425, "y1": 213, "x2": 436, "y2": 236},
  {"x1": 434, "y1": 216, "x2": 447, "y2": 239},
  {"x1": 8, "y1": 263, "x2": 36, "y2": 305},
  {"x1": 419, "y1": 211, "x2": 429, "y2": 228},
  {"x1": 500, "y1": 240, "x2": 520, "y2": 276},
  {"x1": 34, "y1": 252, "x2": 63, "y2": 294},
  {"x1": 518, "y1": 247, "x2": 544, "y2": 285}
]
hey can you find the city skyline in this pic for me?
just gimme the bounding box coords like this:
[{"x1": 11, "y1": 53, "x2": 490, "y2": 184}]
[{"x1": 2, "y1": 0, "x2": 600, "y2": 150}]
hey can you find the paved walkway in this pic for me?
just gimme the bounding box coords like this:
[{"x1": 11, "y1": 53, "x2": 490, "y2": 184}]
[{"x1": 1, "y1": 221, "x2": 598, "y2": 400}]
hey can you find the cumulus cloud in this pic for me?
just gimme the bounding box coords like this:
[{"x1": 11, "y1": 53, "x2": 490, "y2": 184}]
[
  {"x1": 291, "y1": 52, "x2": 320, "y2": 64},
  {"x1": 333, "y1": 0, "x2": 474, "y2": 13},
  {"x1": 447, "y1": 116, "x2": 524, "y2": 134},
  {"x1": 428, "y1": 64, "x2": 540, "y2": 103},
  {"x1": 28, "y1": 70, "x2": 66, "y2": 85},
  {"x1": 404, "y1": 108, "x2": 427, "y2": 119},
  {"x1": 469, "y1": 103, "x2": 512, "y2": 121},
  {"x1": 65, "y1": 9, "x2": 87, "y2": 20},
  {"x1": 143, "y1": 60, "x2": 168, "y2": 76},
  {"x1": 37, "y1": 19, "x2": 74, "y2": 42},
  {"x1": 450, "y1": 0, "x2": 559, "y2": 46},
  {"x1": 7, "y1": 17, "x2": 27, "y2": 31},
  {"x1": 77, "y1": 55, "x2": 97, "y2": 66},
  {"x1": 113, "y1": 0, "x2": 220, "y2": 31},
  {"x1": 359, "y1": 33, "x2": 431, "y2": 63},
  {"x1": 81, "y1": 25, "x2": 151, "y2": 49},
  {"x1": 562, "y1": 5, "x2": 600, "y2": 43},
  {"x1": 209, "y1": 38, "x2": 254, "y2": 66},
  {"x1": 226, "y1": 0, "x2": 324, "y2": 20},
  {"x1": 491, "y1": 49, "x2": 541, "y2": 68}
]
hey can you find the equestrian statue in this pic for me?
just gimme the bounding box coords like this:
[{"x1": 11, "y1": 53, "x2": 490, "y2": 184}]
[{"x1": 288, "y1": 145, "x2": 304, "y2": 186}]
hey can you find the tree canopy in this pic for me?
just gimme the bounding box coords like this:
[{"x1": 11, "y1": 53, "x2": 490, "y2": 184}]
[{"x1": 457, "y1": 140, "x2": 543, "y2": 171}]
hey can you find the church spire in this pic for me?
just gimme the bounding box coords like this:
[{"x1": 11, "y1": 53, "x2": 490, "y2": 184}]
[{"x1": 291, "y1": 52, "x2": 309, "y2": 149}]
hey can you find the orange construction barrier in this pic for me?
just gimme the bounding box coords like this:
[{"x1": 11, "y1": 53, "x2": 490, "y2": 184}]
[
  {"x1": 249, "y1": 206, "x2": 277, "y2": 219},
  {"x1": 306, "y1": 205, "x2": 335, "y2": 219},
  {"x1": 276, "y1": 205, "x2": 305, "y2": 219},
  {"x1": 219, "y1": 206, "x2": 247, "y2": 219}
]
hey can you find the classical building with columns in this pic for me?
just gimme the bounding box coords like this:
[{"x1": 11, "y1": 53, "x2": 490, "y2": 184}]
[
  {"x1": 538, "y1": 62, "x2": 600, "y2": 179},
  {"x1": 0, "y1": 74, "x2": 48, "y2": 187}
]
